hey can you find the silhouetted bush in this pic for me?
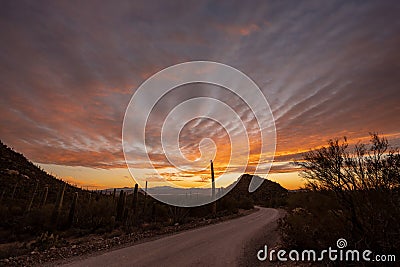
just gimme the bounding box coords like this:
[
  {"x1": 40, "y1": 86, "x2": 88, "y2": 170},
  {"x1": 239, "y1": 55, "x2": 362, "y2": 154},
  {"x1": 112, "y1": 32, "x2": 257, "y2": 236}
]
[{"x1": 281, "y1": 133, "x2": 400, "y2": 257}]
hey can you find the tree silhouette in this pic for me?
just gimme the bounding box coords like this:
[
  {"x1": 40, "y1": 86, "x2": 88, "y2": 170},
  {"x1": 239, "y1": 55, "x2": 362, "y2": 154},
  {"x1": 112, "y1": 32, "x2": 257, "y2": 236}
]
[{"x1": 296, "y1": 133, "x2": 400, "y2": 251}]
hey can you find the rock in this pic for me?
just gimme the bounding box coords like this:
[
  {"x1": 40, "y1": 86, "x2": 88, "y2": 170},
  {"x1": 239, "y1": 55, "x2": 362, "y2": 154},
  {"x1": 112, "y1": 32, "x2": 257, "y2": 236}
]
[{"x1": 7, "y1": 169, "x2": 19, "y2": 175}]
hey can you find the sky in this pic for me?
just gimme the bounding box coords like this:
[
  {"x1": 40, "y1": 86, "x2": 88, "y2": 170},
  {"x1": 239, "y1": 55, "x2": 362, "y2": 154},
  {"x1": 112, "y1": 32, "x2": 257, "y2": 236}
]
[{"x1": 1, "y1": 0, "x2": 400, "y2": 190}]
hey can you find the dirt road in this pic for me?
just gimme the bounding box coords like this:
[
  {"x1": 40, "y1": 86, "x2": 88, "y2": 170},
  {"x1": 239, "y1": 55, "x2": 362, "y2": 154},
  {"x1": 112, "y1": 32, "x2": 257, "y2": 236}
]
[{"x1": 62, "y1": 207, "x2": 280, "y2": 267}]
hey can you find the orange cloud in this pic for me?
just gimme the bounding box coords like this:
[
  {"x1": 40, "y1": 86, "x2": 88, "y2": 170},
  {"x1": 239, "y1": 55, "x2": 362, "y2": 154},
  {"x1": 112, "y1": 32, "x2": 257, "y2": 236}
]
[{"x1": 216, "y1": 23, "x2": 260, "y2": 36}]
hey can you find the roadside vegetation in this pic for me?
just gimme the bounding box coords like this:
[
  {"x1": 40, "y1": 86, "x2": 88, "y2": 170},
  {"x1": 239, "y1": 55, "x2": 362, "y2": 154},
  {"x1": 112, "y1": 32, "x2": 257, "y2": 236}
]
[
  {"x1": 279, "y1": 133, "x2": 400, "y2": 261},
  {"x1": 0, "y1": 140, "x2": 286, "y2": 261}
]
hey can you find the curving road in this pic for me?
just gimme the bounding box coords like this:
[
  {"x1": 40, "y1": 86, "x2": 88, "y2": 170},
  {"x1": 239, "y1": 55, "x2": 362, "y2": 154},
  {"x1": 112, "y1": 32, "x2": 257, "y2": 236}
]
[{"x1": 62, "y1": 207, "x2": 280, "y2": 267}]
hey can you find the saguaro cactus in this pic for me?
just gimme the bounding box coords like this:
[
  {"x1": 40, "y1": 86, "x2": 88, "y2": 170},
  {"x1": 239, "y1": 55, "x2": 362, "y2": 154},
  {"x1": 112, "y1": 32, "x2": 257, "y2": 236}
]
[
  {"x1": 210, "y1": 160, "x2": 216, "y2": 215},
  {"x1": 26, "y1": 180, "x2": 39, "y2": 212},
  {"x1": 112, "y1": 188, "x2": 117, "y2": 202},
  {"x1": 123, "y1": 192, "x2": 128, "y2": 221},
  {"x1": 67, "y1": 192, "x2": 78, "y2": 228},
  {"x1": 132, "y1": 184, "x2": 138, "y2": 215},
  {"x1": 52, "y1": 183, "x2": 66, "y2": 224},
  {"x1": 40, "y1": 186, "x2": 48, "y2": 207},
  {"x1": 116, "y1": 190, "x2": 126, "y2": 221},
  {"x1": 142, "y1": 181, "x2": 148, "y2": 215},
  {"x1": 11, "y1": 182, "x2": 18, "y2": 200}
]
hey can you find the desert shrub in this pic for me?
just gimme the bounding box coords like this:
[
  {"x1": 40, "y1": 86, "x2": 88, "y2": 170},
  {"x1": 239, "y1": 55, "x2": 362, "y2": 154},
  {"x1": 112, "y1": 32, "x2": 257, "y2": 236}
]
[
  {"x1": 218, "y1": 196, "x2": 239, "y2": 214},
  {"x1": 281, "y1": 134, "x2": 400, "y2": 256},
  {"x1": 238, "y1": 196, "x2": 254, "y2": 210},
  {"x1": 74, "y1": 196, "x2": 116, "y2": 231},
  {"x1": 280, "y1": 191, "x2": 347, "y2": 250},
  {"x1": 31, "y1": 232, "x2": 66, "y2": 251}
]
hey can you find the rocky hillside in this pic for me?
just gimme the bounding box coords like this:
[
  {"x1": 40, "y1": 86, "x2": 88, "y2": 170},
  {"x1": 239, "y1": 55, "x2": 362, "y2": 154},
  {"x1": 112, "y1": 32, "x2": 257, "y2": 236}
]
[
  {"x1": 0, "y1": 141, "x2": 79, "y2": 206},
  {"x1": 227, "y1": 174, "x2": 288, "y2": 207},
  {"x1": 0, "y1": 141, "x2": 94, "y2": 245}
]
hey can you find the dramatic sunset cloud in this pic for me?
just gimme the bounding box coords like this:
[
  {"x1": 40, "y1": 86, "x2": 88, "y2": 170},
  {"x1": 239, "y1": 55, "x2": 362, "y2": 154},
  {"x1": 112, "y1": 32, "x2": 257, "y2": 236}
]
[{"x1": 1, "y1": 0, "x2": 399, "y2": 189}]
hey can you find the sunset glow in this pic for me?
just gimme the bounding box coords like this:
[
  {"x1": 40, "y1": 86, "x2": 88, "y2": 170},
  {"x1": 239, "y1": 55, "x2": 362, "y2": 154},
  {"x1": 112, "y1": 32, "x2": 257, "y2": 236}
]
[{"x1": 1, "y1": 1, "x2": 400, "y2": 190}]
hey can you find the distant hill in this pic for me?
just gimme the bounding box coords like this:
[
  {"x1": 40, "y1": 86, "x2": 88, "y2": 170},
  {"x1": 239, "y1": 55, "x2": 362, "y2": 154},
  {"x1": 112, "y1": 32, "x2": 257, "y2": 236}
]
[{"x1": 226, "y1": 174, "x2": 288, "y2": 207}]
